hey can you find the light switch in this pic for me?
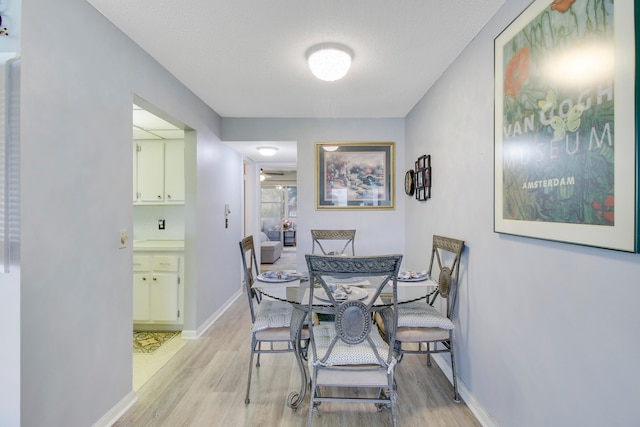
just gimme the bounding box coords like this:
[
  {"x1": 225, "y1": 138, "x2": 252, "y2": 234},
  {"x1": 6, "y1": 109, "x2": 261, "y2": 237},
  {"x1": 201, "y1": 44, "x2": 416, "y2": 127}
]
[{"x1": 119, "y1": 230, "x2": 128, "y2": 249}]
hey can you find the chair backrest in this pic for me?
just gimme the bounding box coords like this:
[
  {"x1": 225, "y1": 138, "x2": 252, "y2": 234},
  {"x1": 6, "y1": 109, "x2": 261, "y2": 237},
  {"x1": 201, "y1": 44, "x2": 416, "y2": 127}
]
[
  {"x1": 310, "y1": 229, "x2": 356, "y2": 255},
  {"x1": 305, "y1": 254, "x2": 403, "y2": 367},
  {"x1": 239, "y1": 235, "x2": 260, "y2": 323},
  {"x1": 428, "y1": 235, "x2": 465, "y2": 319}
]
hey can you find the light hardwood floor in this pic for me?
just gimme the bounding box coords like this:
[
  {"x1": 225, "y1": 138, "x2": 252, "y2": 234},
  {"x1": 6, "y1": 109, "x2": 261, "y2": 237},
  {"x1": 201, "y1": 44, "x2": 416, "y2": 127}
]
[{"x1": 114, "y1": 295, "x2": 481, "y2": 427}]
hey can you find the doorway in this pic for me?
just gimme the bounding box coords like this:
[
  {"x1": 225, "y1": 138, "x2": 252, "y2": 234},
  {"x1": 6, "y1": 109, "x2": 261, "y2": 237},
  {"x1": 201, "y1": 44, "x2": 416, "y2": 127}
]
[
  {"x1": 131, "y1": 99, "x2": 189, "y2": 390},
  {"x1": 259, "y1": 168, "x2": 297, "y2": 270}
]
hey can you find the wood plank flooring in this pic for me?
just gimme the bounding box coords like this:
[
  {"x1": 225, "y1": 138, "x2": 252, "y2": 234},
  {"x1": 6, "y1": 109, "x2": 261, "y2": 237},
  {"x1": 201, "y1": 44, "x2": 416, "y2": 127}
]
[{"x1": 114, "y1": 295, "x2": 481, "y2": 427}]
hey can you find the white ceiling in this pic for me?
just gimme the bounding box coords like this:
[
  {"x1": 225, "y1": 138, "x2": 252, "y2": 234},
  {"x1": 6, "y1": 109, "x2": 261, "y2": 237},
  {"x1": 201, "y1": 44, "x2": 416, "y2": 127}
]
[
  {"x1": 132, "y1": 103, "x2": 297, "y2": 163},
  {"x1": 89, "y1": 0, "x2": 504, "y2": 119}
]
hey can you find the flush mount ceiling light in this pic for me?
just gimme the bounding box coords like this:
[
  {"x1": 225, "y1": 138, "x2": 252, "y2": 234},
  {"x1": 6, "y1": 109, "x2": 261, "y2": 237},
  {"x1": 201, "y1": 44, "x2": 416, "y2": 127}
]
[
  {"x1": 257, "y1": 146, "x2": 278, "y2": 156},
  {"x1": 306, "y1": 43, "x2": 353, "y2": 82}
]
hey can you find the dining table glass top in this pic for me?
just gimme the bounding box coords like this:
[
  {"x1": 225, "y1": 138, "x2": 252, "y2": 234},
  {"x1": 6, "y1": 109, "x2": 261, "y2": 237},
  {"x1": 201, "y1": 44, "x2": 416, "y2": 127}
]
[{"x1": 255, "y1": 270, "x2": 438, "y2": 306}]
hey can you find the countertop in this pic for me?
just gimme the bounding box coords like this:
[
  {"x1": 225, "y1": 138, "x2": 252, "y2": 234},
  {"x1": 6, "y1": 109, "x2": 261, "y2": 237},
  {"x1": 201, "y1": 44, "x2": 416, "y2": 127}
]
[{"x1": 133, "y1": 240, "x2": 185, "y2": 251}]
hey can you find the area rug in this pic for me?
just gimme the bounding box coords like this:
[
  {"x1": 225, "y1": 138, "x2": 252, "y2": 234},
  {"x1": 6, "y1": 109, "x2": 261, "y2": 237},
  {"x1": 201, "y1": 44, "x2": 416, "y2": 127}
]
[{"x1": 133, "y1": 331, "x2": 180, "y2": 354}]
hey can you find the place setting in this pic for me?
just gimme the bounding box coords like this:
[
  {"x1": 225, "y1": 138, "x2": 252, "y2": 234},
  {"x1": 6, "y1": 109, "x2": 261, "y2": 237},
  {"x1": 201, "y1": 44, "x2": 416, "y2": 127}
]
[
  {"x1": 396, "y1": 270, "x2": 435, "y2": 287},
  {"x1": 256, "y1": 270, "x2": 307, "y2": 287},
  {"x1": 314, "y1": 283, "x2": 368, "y2": 302},
  {"x1": 397, "y1": 270, "x2": 429, "y2": 282}
]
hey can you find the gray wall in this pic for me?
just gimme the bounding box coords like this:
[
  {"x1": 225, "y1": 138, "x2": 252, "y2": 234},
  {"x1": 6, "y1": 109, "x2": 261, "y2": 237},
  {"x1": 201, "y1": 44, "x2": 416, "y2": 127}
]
[
  {"x1": 404, "y1": 0, "x2": 640, "y2": 426},
  {"x1": 8, "y1": 0, "x2": 640, "y2": 425},
  {"x1": 222, "y1": 118, "x2": 407, "y2": 267},
  {"x1": 12, "y1": 0, "x2": 243, "y2": 425}
]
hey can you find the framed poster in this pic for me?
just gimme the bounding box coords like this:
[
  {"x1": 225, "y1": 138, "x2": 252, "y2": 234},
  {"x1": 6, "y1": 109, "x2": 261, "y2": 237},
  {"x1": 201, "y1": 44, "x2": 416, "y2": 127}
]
[
  {"x1": 494, "y1": 0, "x2": 638, "y2": 252},
  {"x1": 316, "y1": 142, "x2": 395, "y2": 209}
]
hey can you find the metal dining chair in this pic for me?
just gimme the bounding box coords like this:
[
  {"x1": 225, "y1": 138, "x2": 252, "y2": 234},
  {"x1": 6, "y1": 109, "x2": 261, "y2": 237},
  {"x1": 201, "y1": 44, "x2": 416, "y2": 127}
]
[
  {"x1": 239, "y1": 235, "x2": 299, "y2": 404},
  {"x1": 304, "y1": 253, "x2": 403, "y2": 426},
  {"x1": 393, "y1": 235, "x2": 465, "y2": 402},
  {"x1": 310, "y1": 229, "x2": 356, "y2": 255}
]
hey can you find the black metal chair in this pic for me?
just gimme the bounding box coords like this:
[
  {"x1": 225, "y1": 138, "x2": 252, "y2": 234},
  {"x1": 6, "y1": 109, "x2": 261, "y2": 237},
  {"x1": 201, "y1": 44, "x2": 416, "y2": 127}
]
[
  {"x1": 239, "y1": 235, "x2": 299, "y2": 404},
  {"x1": 394, "y1": 235, "x2": 465, "y2": 402},
  {"x1": 304, "y1": 254, "x2": 403, "y2": 426}
]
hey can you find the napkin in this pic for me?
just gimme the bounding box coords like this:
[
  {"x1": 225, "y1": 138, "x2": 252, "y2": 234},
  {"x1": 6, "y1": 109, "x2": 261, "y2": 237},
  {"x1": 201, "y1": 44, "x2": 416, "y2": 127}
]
[
  {"x1": 330, "y1": 284, "x2": 352, "y2": 300},
  {"x1": 263, "y1": 270, "x2": 290, "y2": 280}
]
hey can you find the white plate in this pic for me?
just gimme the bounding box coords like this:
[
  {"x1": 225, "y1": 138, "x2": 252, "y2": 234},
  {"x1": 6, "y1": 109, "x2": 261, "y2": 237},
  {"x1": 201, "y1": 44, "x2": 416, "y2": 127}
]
[
  {"x1": 397, "y1": 271, "x2": 429, "y2": 282},
  {"x1": 257, "y1": 271, "x2": 300, "y2": 283},
  {"x1": 315, "y1": 287, "x2": 368, "y2": 302}
]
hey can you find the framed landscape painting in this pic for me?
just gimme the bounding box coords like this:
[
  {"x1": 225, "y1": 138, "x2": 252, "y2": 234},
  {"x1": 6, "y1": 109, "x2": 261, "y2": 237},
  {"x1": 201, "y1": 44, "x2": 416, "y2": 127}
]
[
  {"x1": 494, "y1": 0, "x2": 638, "y2": 252},
  {"x1": 316, "y1": 142, "x2": 395, "y2": 210}
]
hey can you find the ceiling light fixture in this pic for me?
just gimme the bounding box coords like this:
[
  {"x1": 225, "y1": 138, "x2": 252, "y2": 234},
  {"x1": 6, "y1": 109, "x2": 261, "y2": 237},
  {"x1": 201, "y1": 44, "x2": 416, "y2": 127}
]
[
  {"x1": 257, "y1": 146, "x2": 278, "y2": 156},
  {"x1": 306, "y1": 43, "x2": 353, "y2": 82}
]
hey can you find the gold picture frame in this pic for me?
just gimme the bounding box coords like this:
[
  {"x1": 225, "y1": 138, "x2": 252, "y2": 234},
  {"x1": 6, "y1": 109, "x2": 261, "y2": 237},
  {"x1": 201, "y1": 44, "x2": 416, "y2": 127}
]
[{"x1": 316, "y1": 142, "x2": 395, "y2": 210}]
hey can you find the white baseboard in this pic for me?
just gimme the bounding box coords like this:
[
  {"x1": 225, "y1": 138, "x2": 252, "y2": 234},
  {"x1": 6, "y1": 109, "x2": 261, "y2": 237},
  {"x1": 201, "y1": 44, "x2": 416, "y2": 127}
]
[
  {"x1": 180, "y1": 290, "x2": 243, "y2": 339},
  {"x1": 432, "y1": 355, "x2": 497, "y2": 427},
  {"x1": 93, "y1": 391, "x2": 137, "y2": 427}
]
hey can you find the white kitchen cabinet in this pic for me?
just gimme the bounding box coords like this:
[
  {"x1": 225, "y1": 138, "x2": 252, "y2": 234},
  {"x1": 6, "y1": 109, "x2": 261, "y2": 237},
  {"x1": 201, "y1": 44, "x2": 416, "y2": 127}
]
[
  {"x1": 133, "y1": 251, "x2": 184, "y2": 325},
  {"x1": 163, "y1": 140, "x2": 185, "y2": 203},
  {"x1": 133, "y1": 140, "x2": 184, "y2": 204},
  {"x1": 133, "y1": 142, "x2": 138, "y2": 202}
]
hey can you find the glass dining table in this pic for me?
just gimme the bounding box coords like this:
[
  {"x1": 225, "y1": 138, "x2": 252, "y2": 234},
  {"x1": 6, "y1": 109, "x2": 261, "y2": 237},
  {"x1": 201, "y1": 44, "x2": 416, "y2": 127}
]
[{"x1": 255, "y1": 270, "x2": 438, "y2": 411}]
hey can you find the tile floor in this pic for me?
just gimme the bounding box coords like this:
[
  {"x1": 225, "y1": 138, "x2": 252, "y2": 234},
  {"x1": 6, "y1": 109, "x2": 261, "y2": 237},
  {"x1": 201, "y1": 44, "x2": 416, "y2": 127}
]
[{"x1": 133, "y1": 332, "x2": 188, "y2": 391}]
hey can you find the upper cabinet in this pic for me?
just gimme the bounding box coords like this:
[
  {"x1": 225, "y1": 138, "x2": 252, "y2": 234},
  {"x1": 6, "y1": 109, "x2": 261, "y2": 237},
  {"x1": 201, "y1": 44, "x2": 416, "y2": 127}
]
[
  {"x1": 163, "y1": 141, "x2": 185, "y2": 203},
  {"x1": 134, "y1": 140, "x2": 185, "y2": 205}
]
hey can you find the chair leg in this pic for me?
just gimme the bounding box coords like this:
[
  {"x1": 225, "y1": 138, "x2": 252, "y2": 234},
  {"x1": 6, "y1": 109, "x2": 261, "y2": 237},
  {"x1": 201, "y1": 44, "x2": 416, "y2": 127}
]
[
  {"x1": 307, "y1": 379, "x2": 317, "y2": 426},
  {"x1": 390, "y1": 385, "x2": 398, "y2": 427},
  {"x1": 256, "y1": 341, "x2": 261, "y2": 367},
  {"x1": 449, "y1": 334, "x2": 461, "y2": 403},
  {"x1": 245, "y1": 336, "x2": 256, "y2": 404}
]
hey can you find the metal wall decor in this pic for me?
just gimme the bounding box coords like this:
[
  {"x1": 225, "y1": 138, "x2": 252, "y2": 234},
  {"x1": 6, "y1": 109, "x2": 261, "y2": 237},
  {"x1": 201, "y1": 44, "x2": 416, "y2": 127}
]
[
  {"x1": 404, "y1": 170, "x2": 415, "y2": 196},
  {"x1": 414, "y1": 155, "x2": 431, "y2": 201}
]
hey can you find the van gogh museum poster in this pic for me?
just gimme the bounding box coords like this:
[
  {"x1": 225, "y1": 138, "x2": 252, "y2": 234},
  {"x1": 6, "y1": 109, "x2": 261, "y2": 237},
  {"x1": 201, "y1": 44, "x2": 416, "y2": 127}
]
[{"x1": 494, "y1": 0, "x2": 637, "y2": 252}]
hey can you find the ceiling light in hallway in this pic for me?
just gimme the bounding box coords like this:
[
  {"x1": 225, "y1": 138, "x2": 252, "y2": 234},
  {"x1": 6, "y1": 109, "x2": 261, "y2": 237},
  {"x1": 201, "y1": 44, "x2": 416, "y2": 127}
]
[{"x1": 257, "y1": 146, "x2": 278, "y2": 156}]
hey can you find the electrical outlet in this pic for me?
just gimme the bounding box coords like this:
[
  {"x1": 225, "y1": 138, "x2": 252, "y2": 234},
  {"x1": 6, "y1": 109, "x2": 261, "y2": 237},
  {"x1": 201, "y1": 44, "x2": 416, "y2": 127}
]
[{"x1": 158, "y1": 219, "x2": 165, "y2": 230}]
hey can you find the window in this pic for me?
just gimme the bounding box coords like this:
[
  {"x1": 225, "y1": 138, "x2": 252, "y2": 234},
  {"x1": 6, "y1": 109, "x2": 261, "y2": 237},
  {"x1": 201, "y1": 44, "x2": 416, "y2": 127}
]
[{"x1": 261, "y1": 186, "x2": 297, "y2": 242}]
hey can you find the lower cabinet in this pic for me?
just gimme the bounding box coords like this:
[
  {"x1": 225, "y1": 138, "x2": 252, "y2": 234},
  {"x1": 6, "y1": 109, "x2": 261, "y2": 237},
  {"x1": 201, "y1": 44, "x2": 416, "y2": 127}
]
[{"x1": 133, "y1": 252, "x2": 184, "y2": 325}]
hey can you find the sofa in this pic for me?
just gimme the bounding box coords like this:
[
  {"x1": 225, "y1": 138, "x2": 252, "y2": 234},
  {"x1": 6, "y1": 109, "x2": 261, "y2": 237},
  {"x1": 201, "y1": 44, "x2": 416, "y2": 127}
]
[{"x1": 259, "y1": 232, "x2": 282, "y2": 263}]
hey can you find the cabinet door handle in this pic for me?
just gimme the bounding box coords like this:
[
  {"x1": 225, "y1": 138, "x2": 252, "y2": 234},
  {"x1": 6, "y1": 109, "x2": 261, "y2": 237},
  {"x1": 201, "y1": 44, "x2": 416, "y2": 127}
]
[
  {"x1": 142, "y1": 277, "x2": 147, "y2": 281},
  {"x1": 152, "y1": 277, "x2": 157, "y2": 281},
  {"x1": 167, "y1": 194, "x2": 172, "y2": 199},
  {"x1": 157, "y1": 195, "x2": 162, "y2": 199}
]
